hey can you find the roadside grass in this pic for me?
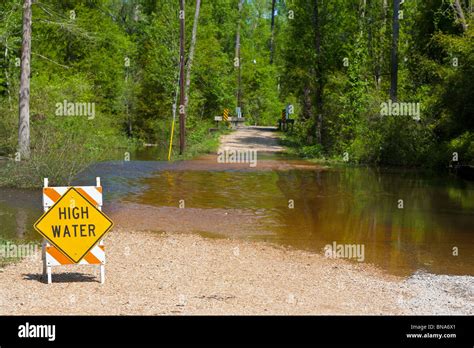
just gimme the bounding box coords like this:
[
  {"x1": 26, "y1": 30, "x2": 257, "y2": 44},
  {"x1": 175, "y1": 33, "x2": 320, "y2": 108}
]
[
  {"x1": 172, "y1": 125, "x2": 231, "y2": 160},
  {"x1": 0, "y1": 120, "x2": 229, "y2": 188}
]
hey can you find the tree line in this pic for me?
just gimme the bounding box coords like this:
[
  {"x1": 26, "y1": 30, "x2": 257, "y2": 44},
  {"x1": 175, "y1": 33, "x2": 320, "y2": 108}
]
[
  {"x1": 280, "y1": 0, "x2": 473, "y2": 167},
  {"x1": 0, "y1": 0, "x2": 473, "y2": 187}
]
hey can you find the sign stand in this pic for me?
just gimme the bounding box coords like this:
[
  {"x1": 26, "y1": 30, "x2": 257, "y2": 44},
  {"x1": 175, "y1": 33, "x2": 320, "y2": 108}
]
[
  {"x1": 214, "y1": 108, "x2": 245, "y2": 129},
  {"x1": 40, "y1": 177, "x2": 108, "y2": 284}
]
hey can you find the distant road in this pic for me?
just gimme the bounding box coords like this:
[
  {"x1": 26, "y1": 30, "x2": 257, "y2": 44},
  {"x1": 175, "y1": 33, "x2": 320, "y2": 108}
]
[{"x1": 218, "y1": 126, "x2": 285, "y2": 153}]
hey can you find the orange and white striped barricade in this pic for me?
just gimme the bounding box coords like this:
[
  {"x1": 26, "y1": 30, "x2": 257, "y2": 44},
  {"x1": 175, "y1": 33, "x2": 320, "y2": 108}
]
[{"x1": 41, "y1": 177, "x2": 106, "y2": 284}]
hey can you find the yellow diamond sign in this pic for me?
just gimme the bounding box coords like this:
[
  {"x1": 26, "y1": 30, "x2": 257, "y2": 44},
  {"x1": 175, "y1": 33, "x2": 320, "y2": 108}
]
[{"x1": 34, "y1": 187, "x2": 114, "y2": 263}]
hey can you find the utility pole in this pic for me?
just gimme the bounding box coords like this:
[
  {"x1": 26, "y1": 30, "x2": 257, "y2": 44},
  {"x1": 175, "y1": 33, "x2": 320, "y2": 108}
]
[
  {"x1": 236, "y1": 0, "x2": 244, "y2": 112},
  {"x1": 179, "y1": 0, "x2": 186, "y2": 154},
  {"x1": 18, "y1": 0, "x2": 32, "y2": 160},
  {"x1": 184, "y1": 0, "x2": 201, "y2": 110}
]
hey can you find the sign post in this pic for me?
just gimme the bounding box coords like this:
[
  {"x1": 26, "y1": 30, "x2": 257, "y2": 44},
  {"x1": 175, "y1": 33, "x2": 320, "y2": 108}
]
[
  {"x1": 34, "y1": 177, "x2": 113, "y2": 284},
  {"x1": 236, "y1": 107, "x2": 242, "y2": 119},
  {"x1": 223, "y1": 108, "x2": 229, "y2": 123}
]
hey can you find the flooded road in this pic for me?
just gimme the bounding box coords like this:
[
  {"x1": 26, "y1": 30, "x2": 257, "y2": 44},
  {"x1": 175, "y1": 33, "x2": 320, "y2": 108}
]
[{"x1": 1, "y1": 153, "x2": 473, "y2": 276}]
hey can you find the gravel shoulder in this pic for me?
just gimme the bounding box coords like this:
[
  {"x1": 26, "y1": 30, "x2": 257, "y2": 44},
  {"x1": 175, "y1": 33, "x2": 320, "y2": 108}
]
[{"x1": 0, "y1": 228, "x2": 472, "y2": 315}]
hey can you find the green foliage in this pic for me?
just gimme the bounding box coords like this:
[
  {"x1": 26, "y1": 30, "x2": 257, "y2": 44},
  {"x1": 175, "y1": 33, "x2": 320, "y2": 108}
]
[
  {"x1": 281, "y1": 0, "x2": 474, "y2": 168},
  {"x1": 448, "y1": 132, "x2": 474, "y2": 164},
  {"x1": 0, "y1": 0, "x2": 248, "y2": 187},
  {"x1": 1, "y1": 0, "x2": 473, "y2": 183}
]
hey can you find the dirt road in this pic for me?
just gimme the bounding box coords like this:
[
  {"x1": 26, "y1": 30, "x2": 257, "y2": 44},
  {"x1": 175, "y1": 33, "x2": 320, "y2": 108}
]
[{"x1": 218, "y1": 126, "x2": 285, "y2": 153}]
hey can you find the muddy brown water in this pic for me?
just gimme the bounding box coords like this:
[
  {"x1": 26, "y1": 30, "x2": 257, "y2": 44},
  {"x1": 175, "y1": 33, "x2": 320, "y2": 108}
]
[{"x1": 0, "y1": 152, "x2": 473, "y2": 276}]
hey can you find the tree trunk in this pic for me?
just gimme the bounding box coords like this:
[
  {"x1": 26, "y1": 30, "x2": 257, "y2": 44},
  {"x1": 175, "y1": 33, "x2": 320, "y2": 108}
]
[
  {"x1": 303, "y1": 85, "x2": 313, "y2": 121},
  {"x1": 179, "y1": 0, "x2": 186, "y2": 154},
  {"x1": 269, "y1": 0, "x2": 276, "y2": 64},
  {"x1": 313, "y1": 0, "x2": 323, "y2": 145},
  {"x1": 452, "y1": 0, "x2": 468, "y2": 32},
  {"x1": 184, "y1": 0, "x2": 201, "y2": 111},
  {"x1": 390, "y1": 0, "x2": 400, "y2": 102},
  {"x1": 125, "y1": 69, "x2": 132, "y2": 137},
  {"x1": 18, "y1": 0, "x2": 32, "y2": 160},
  {"x1": 360, "y1": 0, "x2": 366, "y2": 18},
  {"x1": 375, "y1": 0, "x2": 388, "y2": 89},
  {"x1": 4, "y1": 39, "x2": 12, "y2": 110}
]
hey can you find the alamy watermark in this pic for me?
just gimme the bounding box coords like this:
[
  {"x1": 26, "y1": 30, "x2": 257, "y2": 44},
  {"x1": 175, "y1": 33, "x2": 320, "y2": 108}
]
[
  {"x1": 18, "y1": 322, "x2": 55, "y2": 341},
  {"x1": 380, "y1": 100, "x2": 420, "y2": 121},
  {"x1": 0, "y1": 242, "x2": 39, "y2": 260},
  {"x1": 323, "y1": 241, "x2": 365, "y2": 262},
  {"x1": 55, "y1": 100, "x2": 95, "y2": 120},
  {"x1": 217, "y1": 148, "x2": 257, "y2": 167}
]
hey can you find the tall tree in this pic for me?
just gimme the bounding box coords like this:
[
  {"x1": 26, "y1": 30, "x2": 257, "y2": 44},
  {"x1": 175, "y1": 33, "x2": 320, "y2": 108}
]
[
  {"x1": 269, "y1": 0, "x2": 276, "y2": 64},
  {"x1": 179, "y1": 0, "x2": 186, "y2": 154},
  {"x1": 313, "y1": 0, "x2": 323, "y2": 144},
  {"x1": 184, "y1": 0, "x2": 201, "y2": 111},
  {"x1": 390, "y1": 0, "x2": 400, "y2": 101},
  {"x1": 375, "y1": 0, "x2": 389, "y2": 89},
  {"x1": 18, "y1": 0, "x2": 32, "y2": 160}
]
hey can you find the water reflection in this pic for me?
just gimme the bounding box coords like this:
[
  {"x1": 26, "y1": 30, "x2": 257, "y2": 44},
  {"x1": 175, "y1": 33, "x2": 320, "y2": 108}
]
[
  {"x1": 0, "y1": 188, "x2": 40, "y2": 242},
  {"x1": 270, "y1": 168, "x2": 474, "y2": 275},
  {"x1": 0, "y1": 157, "x2": 472, "y2": 276},
  {"x1": 15, "y1": 208, "x2": 28, "y2": 239},
  {"x1": 124, "y1": 166, "x2": 474, "y2": 276}
]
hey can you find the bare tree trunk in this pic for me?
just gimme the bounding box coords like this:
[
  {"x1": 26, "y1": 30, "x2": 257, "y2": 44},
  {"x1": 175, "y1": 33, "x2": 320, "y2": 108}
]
[
  {"x1": 313, "y1": 0, "x2": 323, "y2": 145},
  {"x1": 269, "y1": 0, "x2": 276, "y2": 64},
  {"x1": 375, "y1": 0, "x2": 388, "y2": 89},
  {"x1": 303, "y1": 85, "x2": 313, "y2": 121},
  {"x1": 125, "y1": 69, "x2": 132, "y2": 137},
  {"x1": 360, "y1": 0, "x2": 366, "y2": 18},
  {"x1": 390, "y1": 0, "x2": 400, "y2": 102},
  {"x1": 18, "y1": 0, "x2": 32, "y2": 160},
  {"x1": 236, "y1": 0, "x2": 244, "y2": 110},
  {"x1": 4, "y1": 40, "x2": 12, "y2": 110},
  {"x1": 179, "y1": 0, "x2": 186, "y2": 154},
  {"x1": 452, "y1": 0, "x2": 468, "y2": 32},
  {"x1": 184, "y1": 0, "x2": 201, "y2": 111}
]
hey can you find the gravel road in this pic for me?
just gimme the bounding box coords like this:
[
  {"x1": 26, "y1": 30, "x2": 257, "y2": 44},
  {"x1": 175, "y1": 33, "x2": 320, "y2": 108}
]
[
  {"x1": 0, "y1": 228, "x2": 472, "y2": 315},
  {"x1": 218, "y1": 126, "x2": 285, "y2": 153}
]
